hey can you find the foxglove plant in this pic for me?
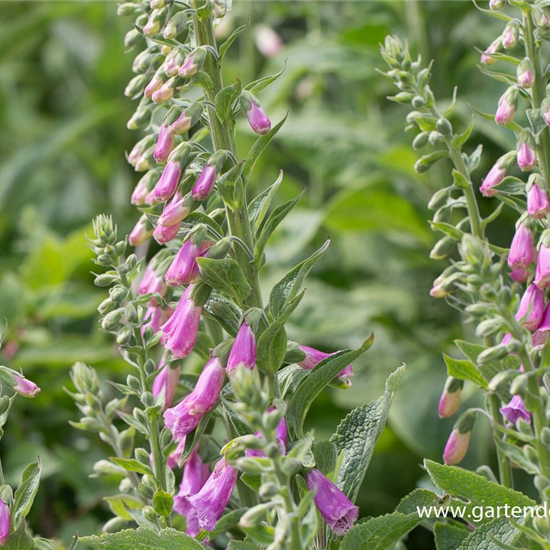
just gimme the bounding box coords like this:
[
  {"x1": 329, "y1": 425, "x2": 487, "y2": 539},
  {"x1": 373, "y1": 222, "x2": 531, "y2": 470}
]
[
  {"x1": 70, "y1": 2, "x2": 406, "y2": 549},
  {"x1": 380, "y1": 1, "x2": 550, "y2": 546}
]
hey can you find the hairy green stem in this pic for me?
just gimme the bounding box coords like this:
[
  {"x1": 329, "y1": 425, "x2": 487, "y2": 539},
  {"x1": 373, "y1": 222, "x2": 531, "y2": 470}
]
[{"x1": 523, "y1": 11, "x2": 550, "y2": 193}]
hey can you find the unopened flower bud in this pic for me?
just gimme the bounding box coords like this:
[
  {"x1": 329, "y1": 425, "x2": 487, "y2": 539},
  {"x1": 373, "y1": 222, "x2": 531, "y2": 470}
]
[
  {"x1": 490, "y1": 0, "x2": 503, "y2": 9},
  {"x1": 124, "y1": 29, "x2": 142, "y2": 50},
  {"x1": 127, "y1": 105, "x2": 152, "y2": 130},
  {"x1": 178, "y1": 47, "x2": 207, "y2": 77},
  {"x1": 129, "y1": 215, "x2": 153, "y2": 246},
  {"x1": 430, "y1": 236, "x2": 454, "y2": 260},
  {"x1": 164, "y1": 48, "x2": 184, "y2": 77},
  {"x1": 164, "y1": 11, "x2": 188, "y2": 40},
  {"x1": 460, "y1": 234, "x2": 487, "y2": 266},
  {"x1": 0, "y1": 497, "x2": 9, "y2": 545},
  {"x1": 518, "y1": 59, "x2": 534, "y2": 88},
  {"x1": 152, "y1": 77, "x2": 179, "y2": 103},
  {"x1": 438, "y1": 377, "x2": 464, "y2": 418},
  {"x1": 481, "y1": 37, "x2": 501, "y2": 65},
  {"x1": 527, "y1": 176, "x2": 550, "y2": 219},
  {"x1": 240, "y1": 91, "x2": 271, "y2": 135},
  {"x1": 413, "y1": 131, "x2": 430, "y2": 150},
  {"x1": 508, "y1": 223, "x2": 534, "y2": 270},
  {"x1": 516, "y1": 283, "x2": 544, "y2": 330},
  {"x1": 495, "y1": 87, "x2": 518, "y2": 125},
  {"x1": 192, "y1": 165, "x2": 217, "y2": 201},
  {"x1": 517, "y1": 140, "x2": 536, "y2": 172},
  {"x1": 443, "y1": 411, "x2": 475, "y2": 465},
  {"x1": 125, "y1": 74, "x2": 148, "y2": 98},
  {"x1": 143, "y1": 7, "x2": 167, "y2": 36},
  {"x1": 502, "y1": 21, "x2": 519, "y2": 49},
  {"x1": 144, "y1": 68, "x2": 165, "y2": 99}
]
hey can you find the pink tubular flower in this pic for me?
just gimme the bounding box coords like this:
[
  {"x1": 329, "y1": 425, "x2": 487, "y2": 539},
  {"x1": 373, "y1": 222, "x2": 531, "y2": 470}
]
[
  {"x1": 528, "y1": 184, "x2": 550, "y2": 219},
  {"x1": 192, "y1": 165, "x2": 217, "y2": 201},
  {"x1": 150, "y1": 160, "x2": 182, "y2": 202},
  {"x1": 246, "y1": 102, "x2": 271, "y2": 135},
  {"x1": 227, "y1": 322, "x2": 257, "y2": 376},
  {"x1": 167, "y1": 438, "x2": 187, "y2": 469},
  {"x1": 164, "y1": 356, "x2": 225, "y2": 442},
  {"x1": 153, "y1": 222, "x2": 181, "y2": 244},
  {"x1": 535, "y1": 244, "x2": 550, "y2": 289},
  {"x1": 12, "y1": 374, "x2": 40, "y2": 398},
  {"x1": 158, "y1": 191, "x2": 192, "y2": 227},
  {"x1": 139, "y1": 264, "x2": 167, "y2": 299},
  {"x1": 510, "y1": 268, "x2": 530, "y2": 283},
  {"x1": 153, "y1": 363, "x2": 181, "y2": 409},
  {"x1": 517, "y1": 142, "x2": 536, "y2": 172},
  {"x1": 165, "y1": 240, "x2": 210, "y2": 286},
  {"x1": 515, "y1": 283, "x2": 545, "y2": 330},
  {"x1": 160, "y1": 285, "x2": 202, "y2": 358},
  {"x1": 500, "y1": 395, "x2": 531, "y2": 425},
  {"x1": 508, "y1": 224, "x2": 534, "y2": 270},
  {"x1": 305, "y1": 469, "x2": 359, "y2": 535},
  {"x1": 129, "y1": 216, "x2": 153, "y2": 246},
  {"x1": 480, "y1": 163, "x2": 506, "y2": 197},
  {"x1": 298, "y1": 345, "x2": 353, "y2": 379},
  {"x1": 174, "y1": 447, "x2": 210, "y2": 528},
  {"x1": 187, "y1": 456, "x2": 238, "y2": 531},
  {"x1": 154, "y1": 126, "x2": 175, "y2": 163},
  {"x1": 0, "y1": 498, "x2": 9, "y2": 545}
]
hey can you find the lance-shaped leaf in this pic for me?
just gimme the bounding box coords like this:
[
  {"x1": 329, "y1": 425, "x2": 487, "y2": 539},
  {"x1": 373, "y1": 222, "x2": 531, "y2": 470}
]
[
  {"x1": 269, "y1": 239, "x2": 330, "y2": 318},
  {"x1": 256, "y1": 292, "x2": 305, "y2": 375},
  {"x1": 443, "y1": 354, "x2": 488, "y2": 389},
  {"x1": 287, "y1": 334, "x2": 375, "y2": 436},
  {"x1": 424, "y1": 460, "x2": 535, "y2": 513},
  {"x1": 81, "y1": 527, "x2": 208, "y2": 549},
  {"x1": 434, "y1": 522, "x2": 471, "y2": 550},
  {"x1": 11, "y1": 458, "x2": 41, "y2": 529},
  {"x1": 244, "y1": 64, "x2": 286, "y2": 95},
  {"x1": 254, "y1": 189, "x2": 305, "y2": 269},
  {"x1": 243, "y1": 114, "x2": 288, "y2": 186},
  {"x1": 197, "y1": 257, "x2": 251, "y2": 305},
  {"x1": 330, "y1": 365, "x2": 405, "y2": 501},
  {"x1": 340, "y1": 512, "x2": 423, "y2": 550},
  {"x1": 216, "y1": 81, "x2": 242, "y2": 124},
  {"x1": 219, "y1": 23, "x2": 248, "y2": 62},
  {"x1": 110, "y1": 458, "x2": 153, "y2": 477},
  {"x1": 457, "y1": 517, "x2": 520, "y2": 550},
  {"x1": 248, "y1": 171, "x2": 284, "y2": 235}
]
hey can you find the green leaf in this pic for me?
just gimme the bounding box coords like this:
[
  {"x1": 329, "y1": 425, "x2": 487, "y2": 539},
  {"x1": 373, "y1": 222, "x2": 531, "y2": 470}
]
[
  {"x1": 242, "y1": 114, "x2": 288, "y2": 186},
  {"x1": 81, "y1": 527, "x2": 208, "y2": 549},
  {"x1": 256, "y1": 292, "x2": 305, "y2": 375},
  {"x1": 244, "y1": 63, "x2": 286, "y2": 95},
  {"x1": 153, "y1": 490, "x2": 174, "y2": 518},
  {"x1": 4, "y1": 522, "x2": 35, "y2": 550},
  {"x1": 287, "y1": 334, "x2": 375, "y2": 437},
  {"x1": 254, "y1": 189, "x2": 305, "y2": 268},
  {"x1": 477, "y1": 66, "x2": 516, "y2": 86},
  {"x1": 431, "y1": 222, "x2": 464, "y2": 241},
  {"x1": 248, "y1": 170, "x2": 284, "y2": 235},
  {"x1": 340, "y1": 512, "x2": 422, "y2": 550},
  {"x1": 110, "y1": 458, "x2": 153, "y2": 476},
  {"x1": 219, "y1": 23, "x2": 248, "y2": 62},
  {"x1": 11, "y1": 459, "x2": 41, "y2": 529},
  {"x1": 269, "y1": 239, "x2": 330, "y2": 318},
  {"x1": 457, "y1": 518, "x2": 520, "y2": 550},
  {"x1": 330, "y1": 365, "x2": 405, "y2": 501},
  {"x1": 197, "y1": 257, "x2": 251, "y2": 305},
  {"x1": 312, "y1": 441, "x2": 337, "y2": 476},
  {"x1": 179, "y1": 212, "x2": 224, "y2": 240},
  {"x1": 443, "y1": 354, "x2": 488, "y2": 389},
  {"x1": 424, "y1": 460, "x2": 536, "y2": 512},
  {"x1": 215, "y1": 81, "x2": 242, "y2": 124},
  {"x1": 396, "y1": 489, "x2": 441, "y2": 515},
  {"x1": 451, "y1": 120, "x2": 474, "y2": 150},
  {"x1": 228, "y1": 541, "x2": 262, "y2": 550},
  {"x1": 105, "y1": 494, "x2": 144, "y2": 521},
  {"x1": 434, "y1": 522, "x2": 470, "y2": 550}
]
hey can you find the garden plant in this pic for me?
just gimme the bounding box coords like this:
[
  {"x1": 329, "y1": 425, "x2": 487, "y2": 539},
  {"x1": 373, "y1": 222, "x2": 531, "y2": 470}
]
[{"x1": 5, "y1": 0, "x2": 550, "y2": 549}]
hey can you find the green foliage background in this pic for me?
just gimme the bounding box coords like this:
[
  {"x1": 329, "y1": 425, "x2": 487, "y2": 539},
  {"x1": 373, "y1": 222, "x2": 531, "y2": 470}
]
[{"x1": 0, "y1": 1, "x2": 526, "y2": 548}]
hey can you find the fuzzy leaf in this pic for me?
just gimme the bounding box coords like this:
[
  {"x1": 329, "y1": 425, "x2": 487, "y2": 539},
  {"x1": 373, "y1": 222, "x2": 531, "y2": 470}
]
[
  {"x1": 454, "y1": 340, "x2": 520, "y2": 382},
  {"x1": 330, "y1": 365, "x2": 405, "y2": 501},
  {"x1": 81, "y1": 527, "x2": 208, "y2": 549},
  {"x1": 110, "y1": 458, "x2": 153, "y2": 476},
  {"x1": 434, "y1": 522, "x2": 471, "y2": 550},
  {"x1": 243, "y1": 114, "x2": 288, "y2": 186},
  {"x1": 269, "y1": 239, "x2": 330, "y2": 318},
  {"x1": 197, "y1": 257, "x2": 251, "y2": 305},
  {"x1": 248, "y1": 171, "x2": 284, "y2": 235},
  {"x1": 443, "y1": 354, "x2": 488, "y2": 389},
  {"x1": 340, "y1": 512, "x2": 422, "y2": 550},
  {"x1": 424, "y1": 460, "x2": 535, "y2": 513},
  {"x1": 11, "y1": 459, "x2": 41, "y2": 529},
  {"x1": 254, "y1": 190, "x2": 305, "y2": 268},
  {"x1": 287, "y1": 334, "x2": 375, "y2": 437},
  {"x1": 215, "y1": 81, "x2": 242, "y2": 123},
  {"x1": 219, "y1": 23, "x2": 248, "y2": 62},
  {"x1": 457, "y1": 518, "x2": 520, "y2": 550},
  {"x1": 312, "y1": 441, "x2": 337, "y2": 476},
  {"x1": 396, "y1": 489, "x2": 441, "y2": 515}
]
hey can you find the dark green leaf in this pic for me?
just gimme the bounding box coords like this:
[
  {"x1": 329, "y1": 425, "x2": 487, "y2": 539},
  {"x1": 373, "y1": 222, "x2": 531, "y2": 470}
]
[{"x1": 197, "y1": 257, "x2": 251, "y2": 305}]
